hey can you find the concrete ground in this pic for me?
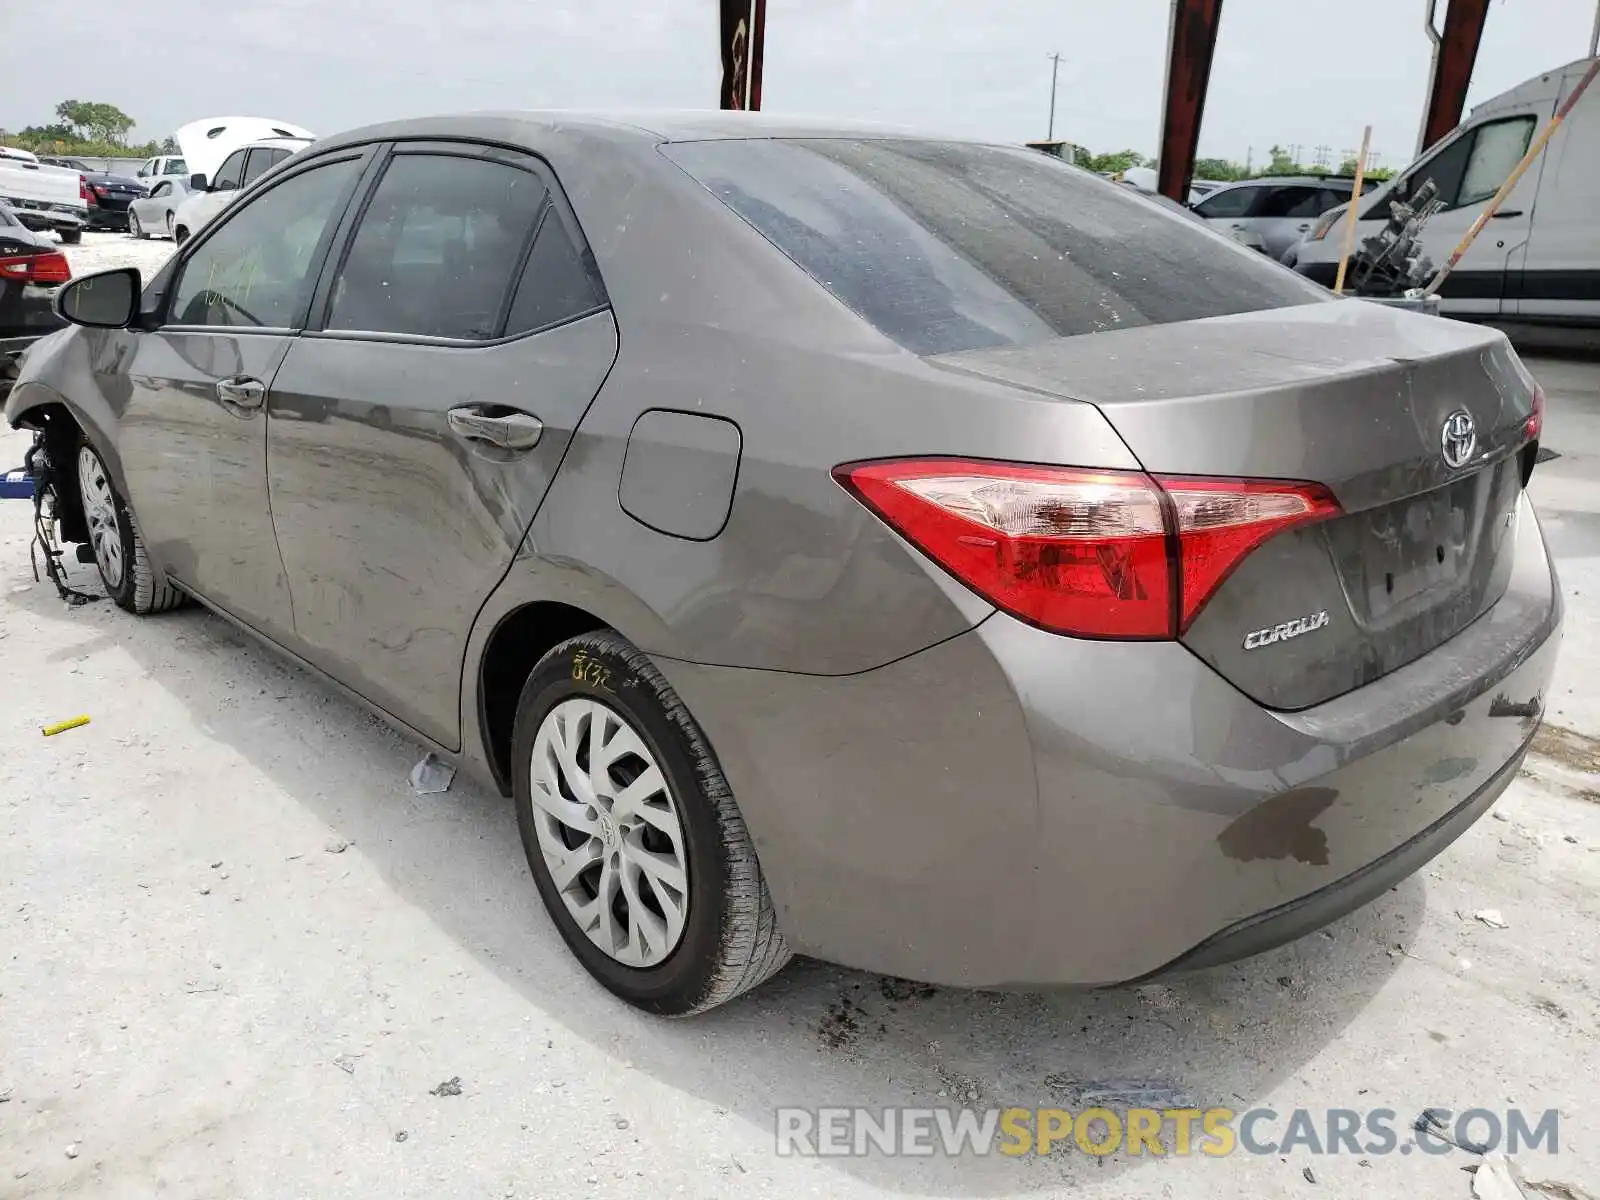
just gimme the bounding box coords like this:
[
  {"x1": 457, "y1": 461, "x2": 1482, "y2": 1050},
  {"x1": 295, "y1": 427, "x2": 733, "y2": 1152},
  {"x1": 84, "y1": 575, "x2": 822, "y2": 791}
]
[{"x1": 1, "y1": 233, "x2": 1597, "y2": 1199}]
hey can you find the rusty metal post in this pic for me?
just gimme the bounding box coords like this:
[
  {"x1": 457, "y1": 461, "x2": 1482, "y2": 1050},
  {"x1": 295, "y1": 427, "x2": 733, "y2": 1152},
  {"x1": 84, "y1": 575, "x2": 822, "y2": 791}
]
[
  {"x1": 1418, "y1": 0, "x2": 1492, "y2": 153},
  {"x1": 720, "y1": 0, "x2": 767, "y2": 110},
  {"x1": 1156, "y1": 0, "x2": 1225, "y2": 203}
]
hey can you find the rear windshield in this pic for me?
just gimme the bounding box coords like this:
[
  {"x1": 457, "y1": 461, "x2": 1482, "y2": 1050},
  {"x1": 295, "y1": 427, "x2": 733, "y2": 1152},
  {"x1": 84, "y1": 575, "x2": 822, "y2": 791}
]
[{"x1": 663, "y1": 139, "x2": 1330, "y2": 356}]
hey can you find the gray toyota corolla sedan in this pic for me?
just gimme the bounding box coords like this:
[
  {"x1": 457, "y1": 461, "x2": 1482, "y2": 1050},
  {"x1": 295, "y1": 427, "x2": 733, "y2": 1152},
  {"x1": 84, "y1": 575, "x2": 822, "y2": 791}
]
[{"x1": 6, "y1": 113, "x2": 1559, "y2": 1015}]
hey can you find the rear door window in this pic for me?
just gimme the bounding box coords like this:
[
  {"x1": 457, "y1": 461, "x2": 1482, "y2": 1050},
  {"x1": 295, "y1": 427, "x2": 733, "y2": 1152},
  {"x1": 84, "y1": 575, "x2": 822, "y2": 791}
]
[
  {"x1": 1193, "y1": 186, "x2": 1260, "y2": 219},
  {"x1": 242, "y1": 147, "x2": 289, "y2": 186},
  {"x1": 212, "y1": 151, "x2": 247, "y2": 192},
  {"x1": 503, "y1": 207, "x2": 607, "y2": 336},
  {"x1": 1256, "y1": 186, "x2": 1326, "y2": 219},
  {"x1": 664, "y1": 140, "x2": 1327, "y2": 356},
  {"x1": 325, "y1": 152, "x2": 547, "y2": 341}
]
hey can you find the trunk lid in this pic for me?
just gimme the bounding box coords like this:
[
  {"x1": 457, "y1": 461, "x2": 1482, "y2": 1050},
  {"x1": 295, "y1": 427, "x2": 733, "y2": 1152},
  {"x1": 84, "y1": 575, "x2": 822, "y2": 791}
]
[
  {"x1": 929, "y1": 300, "x2": 1541, "y2": 709},
  {"x1": 174, "y1": 116, "x2": 316, "y2": 183}
]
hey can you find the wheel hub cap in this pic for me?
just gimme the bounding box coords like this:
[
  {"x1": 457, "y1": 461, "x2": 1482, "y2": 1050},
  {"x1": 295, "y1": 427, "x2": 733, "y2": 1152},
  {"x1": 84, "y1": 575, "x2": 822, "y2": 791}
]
[
  {"x1": 76, "y1": 446, "x2": 123, "y2": 589},
  {"x1": 528, "y1": 697, "x2": 690, "y2": 968}
]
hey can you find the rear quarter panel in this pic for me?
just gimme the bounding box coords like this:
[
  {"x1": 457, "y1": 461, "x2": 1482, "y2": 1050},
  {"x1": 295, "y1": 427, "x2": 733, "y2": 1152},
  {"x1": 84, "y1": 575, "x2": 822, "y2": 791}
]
[{"x1": 499, "y1": 126, "x2": 1141, "y2": 674}]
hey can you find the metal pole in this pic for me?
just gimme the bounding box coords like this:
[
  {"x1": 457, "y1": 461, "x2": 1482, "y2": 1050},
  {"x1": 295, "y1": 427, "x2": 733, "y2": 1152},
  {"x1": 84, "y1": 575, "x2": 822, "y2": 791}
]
[
  {"x1": 1590, "y1": 0, "x2": 1599, "y2": 58},
  {"x1": 1047, "y1": 53, "x2": 1062, "y2": 141},
  {"x1": 1418, "y1": 0, "x2": 1443, "y2": 156},
  {"x1": 1333, "y1": 126, "x2": 1371, "y2": 295}
]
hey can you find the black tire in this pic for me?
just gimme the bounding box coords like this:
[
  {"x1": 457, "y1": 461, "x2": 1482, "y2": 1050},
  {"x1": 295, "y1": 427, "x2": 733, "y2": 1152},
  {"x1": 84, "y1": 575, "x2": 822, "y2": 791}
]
[
  {"x1": 59, "y1": 228, "x2": 82, "y2": 245},
  {"x1": 76, "y1": 438, "x2": 185, "y2": 615},
  {"x1": 174, "y1": 225, "x2": 188, "y2": 245},
  {"x1": 128, "y1": 210, "x2": 144, "y2": 239},
  {"x1": 512, "y1": 631, "x2": 791, "y2": 1015}
]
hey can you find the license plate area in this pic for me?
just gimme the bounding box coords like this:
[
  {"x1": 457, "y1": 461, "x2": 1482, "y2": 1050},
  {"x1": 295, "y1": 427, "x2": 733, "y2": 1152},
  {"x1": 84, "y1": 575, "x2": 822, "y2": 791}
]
[{"x1": 1326, "y1": 462, "x2": 1518, "y2": 627}]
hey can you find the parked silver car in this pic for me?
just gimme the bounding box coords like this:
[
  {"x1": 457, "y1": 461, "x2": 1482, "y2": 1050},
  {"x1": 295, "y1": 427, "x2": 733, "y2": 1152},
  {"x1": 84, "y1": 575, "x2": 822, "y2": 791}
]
[
  {"x1": 5, "y1": 113, "x2": 1559, "y2": 1016},
  {"x1": 1192, "y1": 175, "x2": 1380, "y2": 259},
  {"x1": 127, "y1": 177, "x2": 189, "y2": 240}
]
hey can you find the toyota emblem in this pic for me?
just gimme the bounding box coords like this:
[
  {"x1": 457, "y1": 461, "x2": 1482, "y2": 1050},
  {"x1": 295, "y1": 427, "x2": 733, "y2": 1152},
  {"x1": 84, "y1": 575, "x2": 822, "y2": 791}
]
[{"x1": 1441, "y1": 409, "x2": 1477, "y2": 470}]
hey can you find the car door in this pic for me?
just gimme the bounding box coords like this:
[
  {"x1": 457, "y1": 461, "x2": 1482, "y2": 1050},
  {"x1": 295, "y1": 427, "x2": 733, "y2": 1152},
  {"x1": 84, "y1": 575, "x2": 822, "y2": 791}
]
[
  {"x1": 1353, "y1": 111, "x2": 1546, "y2": 315},
  {"x1": 1245, "y1": 185, "x2": 1330, "y2": 258},
  {"x1": 194, "y1": 148, "x2": 248, "y2": 229},
  {"x1": 265, "y1": 142, "x2": 619, "y2": 746},
  {"x1": 110, "y1": 150, "x2": 370, "y2": 638},
  {"x1": 1193, "y1": 184, "x2": 1264, "y2": 246},
  {"x1": 1512, "y1": 66, "x2": 1598, "y2": 323}
]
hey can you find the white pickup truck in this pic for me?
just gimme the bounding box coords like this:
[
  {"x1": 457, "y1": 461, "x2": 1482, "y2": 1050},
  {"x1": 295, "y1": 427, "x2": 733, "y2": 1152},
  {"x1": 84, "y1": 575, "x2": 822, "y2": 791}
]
[{"x1": 0, "y1": 146, "x2": 89, "y2": 242}]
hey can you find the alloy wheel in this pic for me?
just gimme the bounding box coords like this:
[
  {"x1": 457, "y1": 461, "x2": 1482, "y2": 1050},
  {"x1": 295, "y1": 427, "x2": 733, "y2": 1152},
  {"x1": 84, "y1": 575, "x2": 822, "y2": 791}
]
[
  {"x1": 528, "y1": 698, "x2": 690, "y2": 968},
  {"x1": 76, "y1": 446, "x2": 124, "y2": 589}
]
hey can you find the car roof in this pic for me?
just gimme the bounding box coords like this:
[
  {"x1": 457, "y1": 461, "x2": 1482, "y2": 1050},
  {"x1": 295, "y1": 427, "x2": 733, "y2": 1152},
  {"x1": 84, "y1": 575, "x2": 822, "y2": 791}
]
[
  {"x1": 1210, "y1": 175, "x2": 1356, "y2": 190},
  {"x1": 311, "y1": 109, "x2": 992, "y2": 153},
  {"x1": 244, "y1": 137, "x2": 313, "y2": 151}
]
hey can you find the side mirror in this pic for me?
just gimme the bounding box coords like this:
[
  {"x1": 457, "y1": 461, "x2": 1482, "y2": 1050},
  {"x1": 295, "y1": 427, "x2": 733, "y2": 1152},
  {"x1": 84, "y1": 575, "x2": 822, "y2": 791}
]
[
  {"x1": 188, "y1": 172, "x2": 209, "y2": 192},
  {"x1": 54, "y1": 268, "x2": 141, "y2": 330}
]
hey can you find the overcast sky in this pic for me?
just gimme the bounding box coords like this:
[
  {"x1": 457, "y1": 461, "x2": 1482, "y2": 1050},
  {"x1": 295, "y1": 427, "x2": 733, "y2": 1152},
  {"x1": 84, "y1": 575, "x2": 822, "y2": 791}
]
[{"x1": 1, "y1": 0, "x2": 1594, "y2": 168}]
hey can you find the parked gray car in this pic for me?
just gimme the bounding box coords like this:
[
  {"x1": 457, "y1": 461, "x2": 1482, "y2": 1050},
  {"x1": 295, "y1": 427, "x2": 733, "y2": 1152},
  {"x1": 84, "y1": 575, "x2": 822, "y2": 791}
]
[
  {"x1": 5, "y1": 113, "x2": 1559, "y2": 1015},
  {"x1": 1192, "y1": 175, "x2": 1380, "y2": 259}
]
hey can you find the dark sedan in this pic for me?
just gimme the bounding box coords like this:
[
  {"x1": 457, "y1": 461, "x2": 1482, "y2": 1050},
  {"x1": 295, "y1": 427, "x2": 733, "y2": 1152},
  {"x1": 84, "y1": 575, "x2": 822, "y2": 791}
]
[
  {"x1": 39, "y1": 157, "x2": 147, "y2": 231},
  {"x1": 0, "y1": 200, "x2": 68, "y2": 400}
]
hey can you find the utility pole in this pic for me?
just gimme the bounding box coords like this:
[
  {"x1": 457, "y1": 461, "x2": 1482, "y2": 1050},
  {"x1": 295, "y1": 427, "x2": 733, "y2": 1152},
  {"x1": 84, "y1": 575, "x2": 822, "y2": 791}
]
[{"x1": 1047, "y1": 52, "x2": 1063, "y2": 140}]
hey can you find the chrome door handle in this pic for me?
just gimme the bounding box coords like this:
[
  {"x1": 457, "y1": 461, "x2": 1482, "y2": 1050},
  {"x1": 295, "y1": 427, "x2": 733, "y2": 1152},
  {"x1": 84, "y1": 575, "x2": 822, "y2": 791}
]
[
  {"x1": 215, "y1": 376, "x2": 265, "y2": 409},
  {"x1": 447, "y1": 405, "x2": 543, "y2": 451}
]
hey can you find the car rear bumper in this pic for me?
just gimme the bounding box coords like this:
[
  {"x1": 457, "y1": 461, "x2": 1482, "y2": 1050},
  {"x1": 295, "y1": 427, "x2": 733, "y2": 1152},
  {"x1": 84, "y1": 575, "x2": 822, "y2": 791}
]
[
  {"x1": 84, "y1": 201, "x2": 135, "y2": 229},
  {"x1": 656, "y1": 493, "x2": 1561, "y2": 988}
]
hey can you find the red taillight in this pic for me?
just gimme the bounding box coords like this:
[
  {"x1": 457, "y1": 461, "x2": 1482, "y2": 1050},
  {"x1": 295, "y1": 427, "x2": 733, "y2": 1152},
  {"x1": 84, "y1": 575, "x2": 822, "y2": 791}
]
[
  {"x1": 79, "y1": 175, "x2": 94, "y2": 203},
  {"x1": 1527, "y1": 382, "x2": 1545, "y2": 443},
  {"x1": 0, "y1": 251, "x2": 71, "y2": 284},
  {"x1": 835, "y1": 458, "x2": 1340, "y2": 639}
]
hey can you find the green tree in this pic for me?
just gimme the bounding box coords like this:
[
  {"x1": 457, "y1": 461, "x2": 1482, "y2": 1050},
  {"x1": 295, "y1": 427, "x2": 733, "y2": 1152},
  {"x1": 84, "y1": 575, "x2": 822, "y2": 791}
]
[
  {"x1": 1262, "y1": 144, "x2": 1301, "y2": 176},
  {"x1": 54, "y1": 100, "x2": 136, "y2": 146},
  {"x1": 1083, "y1": 148, "x2": 1147, "y2": 175},
  {"x1": 1193, "y1": 156, "x2": 1249, "y2": 181}
]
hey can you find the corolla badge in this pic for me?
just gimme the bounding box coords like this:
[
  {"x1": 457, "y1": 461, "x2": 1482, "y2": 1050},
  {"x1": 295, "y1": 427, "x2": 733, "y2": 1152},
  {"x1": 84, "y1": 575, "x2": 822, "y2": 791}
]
[
  {"x1": 1243, "y1": 610, "x2": 1330, "y2": 651},
  {"x1": 1441, "y1": 409, "x2": 1477, "y2": 470}
]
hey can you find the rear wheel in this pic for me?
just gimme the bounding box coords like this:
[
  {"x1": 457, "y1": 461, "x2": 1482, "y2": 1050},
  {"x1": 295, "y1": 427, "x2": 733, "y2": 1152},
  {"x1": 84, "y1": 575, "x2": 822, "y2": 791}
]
[
  {"x1": 128, "y1": 210, "x2": 144, "y2": 239},
  {"x1": 59, "y1": 228, "x2": 81, "y2": 245},
  {"x1": 173, "y1": 225, "x2": 188, "y2": 245},
  {"x1": 76, "y1": 440, "x2": 184, "y2": 615},
  {"x1": 512, "y1": 631, "x2": 791, "y2": 1015},
  {"x1": 165, "y1": 212, "x2": 175, "y2": 240}
]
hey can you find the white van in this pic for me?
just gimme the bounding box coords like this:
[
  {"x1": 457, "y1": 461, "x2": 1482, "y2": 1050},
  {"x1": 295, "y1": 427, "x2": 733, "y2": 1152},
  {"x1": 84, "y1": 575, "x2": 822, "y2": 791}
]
[{"x1": 1294, "y1": 55, "x2": 1599, "y2": 325}]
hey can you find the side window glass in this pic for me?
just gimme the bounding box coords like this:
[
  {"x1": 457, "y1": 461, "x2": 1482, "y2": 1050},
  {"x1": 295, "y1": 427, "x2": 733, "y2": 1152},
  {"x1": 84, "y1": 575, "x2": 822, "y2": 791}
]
[
  {"x1": 213, "y1": 151, "x2": 247, "y2": 192},
  {"x1": 504, "y1": 208, "x2": 605, "y2": 336},
  {"x1": 241, "y1": 149, "x2": 272, "y2": 186},
  {"x1": 1458, "y1": 117, "x2": 1536, "y2": 207},
  {"x1": 1257, "y1": 187, "x2": 1322, "y2": 219},
  {"x1": 1194, "y1": 187, "x2": 1256, "y2": 219},
  {"x1": 327, "y1": 153, "x2": 547, "y2": 340},
  {"x1": 151, "y1": 183, "x2": 169, "y2": 198},
  {"x1": 168, "y1": 158, "x2": 359, "y2": 330},
  {"x1": 170, "y1": 158, "x2": 187, "y2": 176},
  {"x1": 1317, "y1": 188, "x2": 1351, "y2": 213}
]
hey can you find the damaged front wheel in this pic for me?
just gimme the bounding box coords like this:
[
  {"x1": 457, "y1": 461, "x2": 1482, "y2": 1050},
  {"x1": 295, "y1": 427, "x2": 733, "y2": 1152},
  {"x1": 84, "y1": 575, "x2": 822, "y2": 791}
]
[{"x1": 75, "y1": 440, "x2": 185, "y2": 615}]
